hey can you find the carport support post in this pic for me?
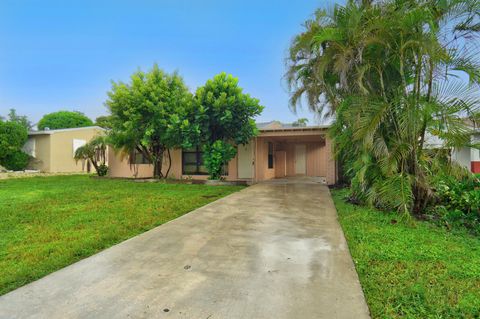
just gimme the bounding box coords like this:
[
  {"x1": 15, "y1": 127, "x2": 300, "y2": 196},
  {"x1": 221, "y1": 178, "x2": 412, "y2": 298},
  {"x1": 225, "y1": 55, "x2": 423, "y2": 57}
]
[
  {"x1": 325, "y1": 136, "x2": 336, "y2": 185},
  {"x1": 254, "y1": 136, "x2": 258, "y2": 183}
]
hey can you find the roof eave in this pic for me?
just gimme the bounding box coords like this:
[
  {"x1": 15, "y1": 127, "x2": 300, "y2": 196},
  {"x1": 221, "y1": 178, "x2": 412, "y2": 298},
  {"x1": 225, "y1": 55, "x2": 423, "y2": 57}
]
[
  {"x1": 28, "y1": 126, "x2": 105, "y2": 136},
  {"x1": 258, "y1": 125, "x2": 330, "y2": 133}
]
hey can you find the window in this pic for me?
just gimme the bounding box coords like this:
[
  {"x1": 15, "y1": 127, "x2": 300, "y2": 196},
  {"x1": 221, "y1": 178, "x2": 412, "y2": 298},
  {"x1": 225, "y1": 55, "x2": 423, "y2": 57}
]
[
  {"x1": 182, "y1": 147, "x2": 228, "y2": 175},
  {"x1": 182, "y1": 147, "x2": 208, "y2": 175},
  {"x1": 130, "y1": 152, "x2": 151, "y2": 164},
  {"x1": 268, "y1": 142, "x2": 274, "y2": 169},
  {"x1": 22, "y1": 138, "x2": 36, "y2": 157},
  {"x1": 72, "y1": 139, "x2": 86, "y2": 158}
]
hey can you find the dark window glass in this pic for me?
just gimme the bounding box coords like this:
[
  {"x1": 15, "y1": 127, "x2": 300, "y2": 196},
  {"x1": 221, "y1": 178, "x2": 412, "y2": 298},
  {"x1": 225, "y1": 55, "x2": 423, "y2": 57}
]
[
  {"x1": 268, "y1": 142, "x2": 274, "y2": 169},
  {"x1": 182, "y1": 147, "x2": 228, "y2": 175},
  {"x1": 130, "y1": 152, "x2": 151, "y2": 164},
  {"x1": 182, "y1": 147, "x2": 208, "y2": 175}
]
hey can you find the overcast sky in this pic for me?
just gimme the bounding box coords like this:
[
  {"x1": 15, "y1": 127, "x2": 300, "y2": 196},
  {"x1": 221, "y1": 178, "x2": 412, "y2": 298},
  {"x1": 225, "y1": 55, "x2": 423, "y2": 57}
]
[{"x1": 0, "y1": 0, "x2": 338, "y2": 126}]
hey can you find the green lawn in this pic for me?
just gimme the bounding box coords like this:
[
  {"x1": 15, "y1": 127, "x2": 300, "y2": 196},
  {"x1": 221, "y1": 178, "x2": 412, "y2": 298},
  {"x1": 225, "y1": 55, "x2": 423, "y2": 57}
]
[
  {"x1": 332, "y1": 189, "x2": 480, "y2": 319},
  {"x1": 0, "y1": 175, "x2": 243, "y2": 295}
]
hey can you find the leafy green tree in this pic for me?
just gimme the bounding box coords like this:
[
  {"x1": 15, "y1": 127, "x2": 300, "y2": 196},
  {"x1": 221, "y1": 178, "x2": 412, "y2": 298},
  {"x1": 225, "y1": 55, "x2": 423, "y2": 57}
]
[
  {"x1": 95, "y1": 115, "x2": 113, "y2": 129},
  {"x1": 193, "y1": 72, "x2": 263, "y2": 179},
  {"x1": 292, "y1": 118, "x2": 309, "y2": 127},
  {"x1": 0, "y1": 119, "x2": 29, "y2": 170},
  {"x1": 0, "y1": 120, "x2": 28, "y2": 158},
  {"x1": 74, "y1": 136, "x2": 108, "y2": 176},
  {"x1": 7, "y1": 109, "x2": 32, "y2": 130},
  {"x1": 106, "y1": 64, "x2": 194, "y2": 178},
  {"x1": 38, "y1": 111, "x2": 93, "y2": 130},
  {"x1": 287, "y1": 0, "x2": 480, "y2": 214}
]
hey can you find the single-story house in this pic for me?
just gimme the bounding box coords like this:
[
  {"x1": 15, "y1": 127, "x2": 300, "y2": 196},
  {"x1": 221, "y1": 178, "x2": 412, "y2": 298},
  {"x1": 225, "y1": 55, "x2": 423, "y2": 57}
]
[
  {"x1": 22, "y1": 126, "x2": 105, "y2": 173},
  {"x1": 107, "y1": 121, "x2": 338, "y2": 185}
]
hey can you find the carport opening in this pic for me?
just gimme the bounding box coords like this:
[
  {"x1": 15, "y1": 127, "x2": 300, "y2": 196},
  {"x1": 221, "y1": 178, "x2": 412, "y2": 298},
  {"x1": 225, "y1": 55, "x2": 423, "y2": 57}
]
[{"x1": 267, "y1": 135, "x2": 327, "y2": 179}]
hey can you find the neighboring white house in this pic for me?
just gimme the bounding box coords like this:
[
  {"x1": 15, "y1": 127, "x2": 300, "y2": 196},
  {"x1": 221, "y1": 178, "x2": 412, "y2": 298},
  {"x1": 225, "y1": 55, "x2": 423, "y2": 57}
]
[
  {"x1": 452, "y1": 130, "x2": 480, "y2": 173},
  {"x1": 424, "y1": 122, "x2": 480, "y2": 174}
]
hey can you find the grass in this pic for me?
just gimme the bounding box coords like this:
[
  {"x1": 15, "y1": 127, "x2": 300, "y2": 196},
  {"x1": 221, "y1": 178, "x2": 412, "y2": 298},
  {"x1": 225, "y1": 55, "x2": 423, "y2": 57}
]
[
  {"x1": 0, "y1": 175, "x2": 243, "y2": 295},
  {"x1": 332, "y1": 188, "x2": 480, "y2": 319}
]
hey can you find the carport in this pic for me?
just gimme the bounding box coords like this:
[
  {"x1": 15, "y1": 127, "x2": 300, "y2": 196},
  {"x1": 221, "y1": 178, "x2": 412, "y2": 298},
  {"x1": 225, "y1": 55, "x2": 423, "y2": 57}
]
[{"x1": 237, "y1": 124, "x2": 337, "y2": 185}]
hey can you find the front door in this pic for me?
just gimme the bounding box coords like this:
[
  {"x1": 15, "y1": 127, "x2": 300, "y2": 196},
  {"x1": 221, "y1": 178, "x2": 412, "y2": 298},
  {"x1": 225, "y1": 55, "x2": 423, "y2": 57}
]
[
  {"x1": 295, "y1": 144, "x2": 306, "y2": 175},
  {"x1": 238, "y1": 143, "x2": 254, "y2": 179}
]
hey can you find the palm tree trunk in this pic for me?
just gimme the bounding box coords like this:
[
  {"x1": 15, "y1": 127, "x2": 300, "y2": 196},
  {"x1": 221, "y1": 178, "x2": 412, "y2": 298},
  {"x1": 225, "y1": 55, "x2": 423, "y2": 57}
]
[{"x1": 89, "y1": 158, "x2": 100, "y2": 176}]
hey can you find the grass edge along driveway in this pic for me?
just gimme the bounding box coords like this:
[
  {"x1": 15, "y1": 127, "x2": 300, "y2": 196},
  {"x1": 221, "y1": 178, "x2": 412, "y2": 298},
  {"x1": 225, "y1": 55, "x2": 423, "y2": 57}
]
[
  {"x1": 332, "y1": 188, "x2": 480, "y2": 319},
  {"x1": 0, "y1": 175, "x2": 243, "y2": 295}
]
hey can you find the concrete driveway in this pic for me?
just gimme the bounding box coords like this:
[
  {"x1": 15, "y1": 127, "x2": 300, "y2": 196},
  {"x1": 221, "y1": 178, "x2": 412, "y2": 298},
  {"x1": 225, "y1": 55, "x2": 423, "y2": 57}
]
[{"x1": 0, "y1": 178, "x2": 370, "y2": 319}]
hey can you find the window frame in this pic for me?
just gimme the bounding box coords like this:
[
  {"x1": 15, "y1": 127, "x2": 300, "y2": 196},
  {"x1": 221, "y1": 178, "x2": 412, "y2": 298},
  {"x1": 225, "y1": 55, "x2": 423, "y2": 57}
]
[
  {"x1": 129, "y1": 152, "x2": 151, "y2": 165},
  {"x1": 182, "y1": 146, "x2": 209, "y2": 175}
]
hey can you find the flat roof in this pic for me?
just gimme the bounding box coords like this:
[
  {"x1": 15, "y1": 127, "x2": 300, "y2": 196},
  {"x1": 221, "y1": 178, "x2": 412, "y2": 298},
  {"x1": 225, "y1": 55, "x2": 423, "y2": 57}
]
[
  {"x1": 28, "y1": 124, "x2": 330, "y2": 136},
  {"x1": 28, "y1": 126, "x2": 105, "y2": 136},
  {"x1": 258, "y1": 125, "x2": 331, "y2": 132}
]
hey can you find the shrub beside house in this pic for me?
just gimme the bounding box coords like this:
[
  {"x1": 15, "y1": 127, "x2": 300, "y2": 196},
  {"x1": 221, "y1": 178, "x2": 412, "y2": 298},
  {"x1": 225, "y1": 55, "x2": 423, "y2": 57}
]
[{"x1": 0, "y1": 119, "x2": 29, "y2": 171}]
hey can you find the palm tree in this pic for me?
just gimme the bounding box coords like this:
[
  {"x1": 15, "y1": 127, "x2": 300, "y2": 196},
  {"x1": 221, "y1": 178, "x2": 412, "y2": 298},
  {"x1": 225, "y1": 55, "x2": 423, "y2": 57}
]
[
  {"x1": 74, "y1": 136, "x2": 108, "y2": 176},
  {"x1": 292, "y1": 118, "x2": 309, "y2": 127},
  {"x1": 287, "y1": 0, "x2": 480, "y2": 214}
]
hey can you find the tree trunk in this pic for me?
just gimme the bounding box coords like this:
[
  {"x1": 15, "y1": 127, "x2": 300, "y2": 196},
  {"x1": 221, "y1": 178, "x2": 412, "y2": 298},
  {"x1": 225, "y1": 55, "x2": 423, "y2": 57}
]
[
  {"x1": 153, "y1": 148, "x2": 164, "y2": 179},
  {"x1": 165, "y1": 149, "x2": 172, "y2": 178}
]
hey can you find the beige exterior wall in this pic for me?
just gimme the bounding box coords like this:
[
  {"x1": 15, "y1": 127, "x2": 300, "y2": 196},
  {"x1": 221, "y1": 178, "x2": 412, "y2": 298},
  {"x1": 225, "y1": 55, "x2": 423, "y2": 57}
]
[
  {"x1": 49, "y1": 128, "x2": 105, "y2": 172},
  {"x1": 107, "y1": 147, "x2": 179, "y2": 179},
  {"x1": 27, "y1": 135, "x2": 51, "y2": 171},
  {"x1": 108, "y1": 147, "x2": 239, "y2": 180},
  {"x1": 254, "y1": 137, "x2": 276, "y2": 180}
]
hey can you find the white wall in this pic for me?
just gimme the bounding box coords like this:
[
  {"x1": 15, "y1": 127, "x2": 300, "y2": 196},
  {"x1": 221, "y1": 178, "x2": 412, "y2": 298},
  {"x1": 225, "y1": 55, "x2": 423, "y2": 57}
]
[
  {"x1": 452, "y1": 147, "x2": 471, "y2": 169},
  {"x1": 22, "y1": 138, "x2": 36, "y2": 157},
  {"x1": 471, "y1": 133, "x2": 480, "y2": 162}
]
